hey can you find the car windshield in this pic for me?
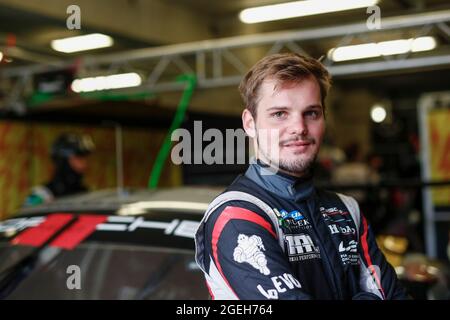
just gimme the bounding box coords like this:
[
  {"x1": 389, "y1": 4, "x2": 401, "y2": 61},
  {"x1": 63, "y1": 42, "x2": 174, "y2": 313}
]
[{"x1": 0, "y1": 242, "x2": 208, "y2": 300}]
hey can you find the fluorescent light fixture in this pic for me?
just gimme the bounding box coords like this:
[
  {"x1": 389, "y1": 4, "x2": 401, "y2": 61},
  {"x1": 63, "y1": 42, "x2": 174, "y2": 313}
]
[
  {"x1": 371, "y1": 104, "x2": 387, "y2": 123},
  {"x1": 239, "y1": 0, "x2": 379, "y2": 24},
  {"x1": 51, "y1": 33, "x2": 113, "y2": 53},
  {"x1": 71, "y1": 72, "x2": 142, "y2": 93},
  {"x1": 328, "y1": 36, "x2": 437, "y2": 62}
]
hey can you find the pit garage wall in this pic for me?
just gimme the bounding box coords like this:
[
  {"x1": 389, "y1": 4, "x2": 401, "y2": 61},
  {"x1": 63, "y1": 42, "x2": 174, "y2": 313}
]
[{"x1": 0, "y1": 121, "x2": 182, "y2": 219}]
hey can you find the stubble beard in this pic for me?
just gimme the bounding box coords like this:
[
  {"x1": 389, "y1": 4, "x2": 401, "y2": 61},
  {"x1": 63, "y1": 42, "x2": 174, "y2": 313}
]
[
  {"x1": 257, "y1": 140, "x2": 318, "y2": 177},
  {"x1": 278, "y1": 152, "x2": 317, "y2": 176}
]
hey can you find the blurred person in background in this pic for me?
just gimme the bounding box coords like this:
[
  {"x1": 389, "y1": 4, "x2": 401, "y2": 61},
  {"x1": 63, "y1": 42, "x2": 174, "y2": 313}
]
[
  {"x1": 331, "y1": 143, "x2": 379, "y2": 204},
  {"x1": 314, "y1": 137, "x2": 346, "y2": 183},
  {"x1": 23, "y1": 133, "x2": 95, "y2": 207}
]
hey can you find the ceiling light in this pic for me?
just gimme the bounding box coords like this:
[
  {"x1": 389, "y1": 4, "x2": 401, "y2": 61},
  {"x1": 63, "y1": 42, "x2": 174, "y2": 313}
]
[
  {"x1": 328, "y1": 36, "x2": 437, "y2": 62},
  {"x1": 71, "y1": 72, "x2": 142, "y2": 93},
  {"x1": 51, "y1": 33, "x2": 113, "y2": 53},
  {"x1": 371, "y1": 104, "x2": 387, "y2": 123},
  {"x1": 239, "y1": 0, "x2": 379, "y2": 24}
]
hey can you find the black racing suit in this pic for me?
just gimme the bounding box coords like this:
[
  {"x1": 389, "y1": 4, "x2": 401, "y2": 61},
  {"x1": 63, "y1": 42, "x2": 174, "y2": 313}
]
[{"x1": 195, "y1": 161, "x2": 409, "y2": 300}]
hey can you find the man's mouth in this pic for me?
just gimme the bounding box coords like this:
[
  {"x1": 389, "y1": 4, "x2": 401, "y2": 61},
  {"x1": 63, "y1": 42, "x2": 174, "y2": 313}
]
[
  {"x1": 281, "y1": 139, "x2": 313, "y2": 147},
  {"x1": 283, "y1": 141, "x2": 311, "y2": 147}
]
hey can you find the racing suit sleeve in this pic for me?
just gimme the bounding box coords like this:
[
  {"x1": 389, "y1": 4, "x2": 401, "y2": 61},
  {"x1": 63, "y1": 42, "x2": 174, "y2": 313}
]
[
  {"x1": 358, "y1": 213, "x2": 410, "y2": 300},
  {"x1": 203, "y1": 202, "x2": 312, "y2": 300}
]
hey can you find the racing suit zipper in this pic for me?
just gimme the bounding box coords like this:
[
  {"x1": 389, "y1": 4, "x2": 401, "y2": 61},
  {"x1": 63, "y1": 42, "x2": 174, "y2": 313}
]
[{"x1": 303, "y1": 196, "x2": 344, "y2": 300}]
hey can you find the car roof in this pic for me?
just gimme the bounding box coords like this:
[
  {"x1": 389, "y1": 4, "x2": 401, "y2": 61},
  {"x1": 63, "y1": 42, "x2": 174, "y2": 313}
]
[
  {"x1": 16, "y1": 186, "x2": 224, "y2": 217},
  {"x1": 1, "y1": 187, "x2": 224, "y2": 251}
]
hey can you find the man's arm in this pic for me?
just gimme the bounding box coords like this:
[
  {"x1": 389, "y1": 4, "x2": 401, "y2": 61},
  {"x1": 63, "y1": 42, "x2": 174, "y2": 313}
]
[
  {"x1": 203, "y1": 203, "x2": 312, "y2": 300},
  {"x1": 358, "y1": 214, "x2": 410, "y2": 300}
]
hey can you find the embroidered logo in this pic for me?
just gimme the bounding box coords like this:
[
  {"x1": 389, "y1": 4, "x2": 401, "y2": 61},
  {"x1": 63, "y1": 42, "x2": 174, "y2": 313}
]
[
  {"x1": 338, "y1": 240, "x2": 359, "y2": 265},
  {"x1": 284, "y1": 234, "x2": 321, "y2": 262},
  {"x1": 233, "y1": 234, "x2": 270, "y2": 275},
  {"x1": 339, "y1": 240, "x2": 358, "y2": 253}
]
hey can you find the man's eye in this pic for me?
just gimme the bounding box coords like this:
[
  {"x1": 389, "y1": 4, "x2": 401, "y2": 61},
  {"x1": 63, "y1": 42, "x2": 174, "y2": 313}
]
[
  {"x1": 305, "y1": 110, "x2": 321, "y2": 118},
  {"x1": 272, "y1": 111, "x2": 286, "y2": 118}
]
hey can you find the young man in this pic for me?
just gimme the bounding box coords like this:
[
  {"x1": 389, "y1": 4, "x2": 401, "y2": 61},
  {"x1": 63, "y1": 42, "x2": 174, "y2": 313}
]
[{"x1": 195, "y1": 53, "x2": 408, "y2": 300}]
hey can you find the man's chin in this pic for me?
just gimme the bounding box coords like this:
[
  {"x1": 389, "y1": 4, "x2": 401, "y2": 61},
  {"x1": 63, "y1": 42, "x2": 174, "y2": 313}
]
[
  {"x1": 280, "y1": 162, "x2": 313, "y2": 175},
  {"x1": 280, "y1": 151, "x2": 312, "y2": 161},
  {"x1": 278, "y1": 154, "x2": 316, "y2": 172}
]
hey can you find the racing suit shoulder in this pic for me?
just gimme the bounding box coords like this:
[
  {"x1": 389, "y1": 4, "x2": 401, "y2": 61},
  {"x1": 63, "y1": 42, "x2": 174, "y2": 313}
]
[{"x1": 202, "y1": 201, "x2": 312, "y2": 300}]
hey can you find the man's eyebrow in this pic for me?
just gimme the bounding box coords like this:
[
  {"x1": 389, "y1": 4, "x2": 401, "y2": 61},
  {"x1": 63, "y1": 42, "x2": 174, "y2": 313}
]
[
  {"x1": 304, "y1": 104, "x2": 323, "y2": 109},
  {"x1": 266, "y1": 106, "x2": 291, "y2": 112},
  {"x1": 265, "y1": 105, "x2": 323, "y2": 112}
]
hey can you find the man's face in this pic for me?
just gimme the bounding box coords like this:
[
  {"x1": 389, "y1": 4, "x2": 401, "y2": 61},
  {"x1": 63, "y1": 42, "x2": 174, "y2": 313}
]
[
  {"x1": 68, "y1": 155, "x2": 89, "y2": 174},
  {"x1": 242, "y1": 77, "x2": 325, "y2": 176}
]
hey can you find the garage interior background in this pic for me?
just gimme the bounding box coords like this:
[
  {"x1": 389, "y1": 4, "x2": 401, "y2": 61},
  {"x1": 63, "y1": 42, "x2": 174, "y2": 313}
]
[{"x1": 0, "y1": 0, "x2": 450, "y2": 262}]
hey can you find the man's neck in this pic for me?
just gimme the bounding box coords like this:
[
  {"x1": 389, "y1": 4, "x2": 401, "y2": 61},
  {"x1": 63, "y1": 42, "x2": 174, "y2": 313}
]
[
  {"x1": 256, "y1": 157, "x2": 311, "y2": 180},
  {"x1": 246, "y1": 160, "x2": 315, "y2": 202}
]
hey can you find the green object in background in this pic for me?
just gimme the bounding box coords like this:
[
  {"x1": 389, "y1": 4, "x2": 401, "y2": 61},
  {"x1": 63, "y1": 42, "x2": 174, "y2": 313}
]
[
  {"x1": 23, "y1": 194, "x2": 44, "y2": 206},
  {"x1": 27, "y1": 90, "x2": 155, "y2": 107},
  {"x1": 148, "y1": 74, "x2": 197, "y2": 189},
  {"x1": 79, "y1": 91, "x2": 155, "y2": 101},
  {"x1": 27, "y1": 92, "x2": 58, "y2": 107}
]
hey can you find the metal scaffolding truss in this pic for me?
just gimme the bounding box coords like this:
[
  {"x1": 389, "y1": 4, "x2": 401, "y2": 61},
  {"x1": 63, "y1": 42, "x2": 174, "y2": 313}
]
[{"x1": 1, "y1": 9, "x2": 450, "y2": 109}]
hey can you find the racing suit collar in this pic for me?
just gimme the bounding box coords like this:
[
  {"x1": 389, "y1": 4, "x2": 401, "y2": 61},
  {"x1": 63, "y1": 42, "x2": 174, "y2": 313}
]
[{"x1": 245, "y1": 159, "x2": 315, "y2": 202}]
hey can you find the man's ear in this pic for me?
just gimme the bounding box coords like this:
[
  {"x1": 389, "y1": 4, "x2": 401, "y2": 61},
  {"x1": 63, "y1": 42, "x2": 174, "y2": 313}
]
[{"x1": 242, "y1": 109, "x2": 256, "y2": 138}]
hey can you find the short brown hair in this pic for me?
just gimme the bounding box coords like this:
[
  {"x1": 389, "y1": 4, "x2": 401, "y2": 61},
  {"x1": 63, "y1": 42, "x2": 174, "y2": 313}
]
[{"x1": 238, "y1": 53, "x2": 332, "y2": 118}]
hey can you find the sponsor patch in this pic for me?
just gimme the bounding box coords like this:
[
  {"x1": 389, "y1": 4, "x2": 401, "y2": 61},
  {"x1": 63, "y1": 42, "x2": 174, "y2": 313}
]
[
  {"x1": 233, "y1": 234, "x2": 271, "y2": 275},
  {"x1": 257, "y1": 273, "x2": 302, "y2": 299},
  {"x1": 338, "y1": 240, "x2": 359, "y2": 265},
  {"x1": 284, "y1": 234, "x2": 321, "y2": 262}
]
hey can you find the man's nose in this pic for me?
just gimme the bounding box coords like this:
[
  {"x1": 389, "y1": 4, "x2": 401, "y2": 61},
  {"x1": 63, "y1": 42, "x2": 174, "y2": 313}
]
[{"x1": 288, "y1": 116, "x2": 308, "y2": 136}]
